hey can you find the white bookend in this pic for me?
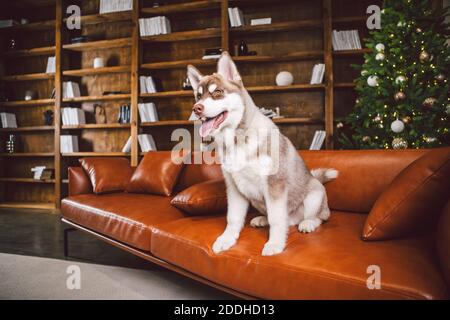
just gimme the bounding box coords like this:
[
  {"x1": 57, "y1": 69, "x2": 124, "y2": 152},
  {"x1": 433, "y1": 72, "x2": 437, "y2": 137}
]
[
  {"x1": 250, "y1": 17, "x2": 271, "y2": 26},
  {"x1": 317, "y1": 64, "x2": 325, "y2": 84},
  {"x1": 147, "y1": 103, "x2": 158, "y2": 122},
  {"x1": 228, "y1": 8, "x2": 236, "y2": 27},
  {"x1": 145, "y1": 76, "x2": 156, "y2": 93},
  {"x1": 310, "y1": 64, "x2": 319, "y2": 84},
  {"x1": 139, "y1": 76, "x2": 148, "y2": 93},
  {"x1": 189, "y1": 111, "x2": 198, "y2": 121},
  {"x1": 46, "y1": 56, "x2": 55, "y2": 73},
  {"x1": 122, "y1": 136, "x2": 132, "y2": 153}
]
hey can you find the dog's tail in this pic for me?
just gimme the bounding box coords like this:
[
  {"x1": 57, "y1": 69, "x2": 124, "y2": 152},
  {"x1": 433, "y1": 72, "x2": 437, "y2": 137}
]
[{"x1": 311, "y1": 168, "x2": 339, "y2": 184}]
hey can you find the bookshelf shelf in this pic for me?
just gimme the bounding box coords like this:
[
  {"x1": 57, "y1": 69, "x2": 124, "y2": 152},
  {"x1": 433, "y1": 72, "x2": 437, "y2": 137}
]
[
  {"x1": 230, "y1": 19, "x2": 323, "y2": 34},
  {"x1": 333, "y1": 49, "x2": 370, "y2": 56},
  {"x1": 0, "y1": 126, "x2": 54, "y2": 132},
  {"x1": 141, "y1": 51, "x2": 324, "y2": 70},
  {"x1": 0, "y1": 153, "x2": 55, "y2": 157},
  {"x1": 62, "y1": 123, "x2": 131, "y2": 130},
  {"x1": 0, "y1": 73, "x2": 54, "y2": 82},
  {"x1": 0, "y1": 202, "x2": 56, "y2": 210},
  {"x1": 63, "y1": 38, "x2": 132, "y2": 51},
  {"x1": 335, "y1": 82, "x2": 356, "y2": 88},
  {"x1": 63, "y1": 66, "x2": 131, "y2": 77},
  {"x1": 0, "y1": 178, "x2": 55, "y2": 184},
  {"x1": 2, "y1": 46, "x2": 55, "y2": 58},
  {"x1": 333, "y1": 16, "x2": 366, "y2": 25},
  {"x1": 0, "y1": 20, "x2": 55, "y2": 31},
  {"x1": 0, "y1": 99, "x2": 55, "y2": 107},
  {"x1": 62, "y1": 152, "x2": 131, "y2": 157},
  {"x1": 71, "y1": 11, "x2": 132, "y2": 25},
  {"x1": 141, "y1": 28, "x2": 221, "y2": 42},
  {"x1": 141, "y1": 0, "x2": 221, "y2": 15},
  {"x1": 62, "y1": 94, "x2": 131, "y2": 103}
]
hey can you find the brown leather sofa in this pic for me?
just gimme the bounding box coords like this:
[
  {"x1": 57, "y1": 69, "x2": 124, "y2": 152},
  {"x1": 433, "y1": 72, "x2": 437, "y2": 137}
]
[{"x1": 61, "y1": 150, "x2": 450, "y2": 300}]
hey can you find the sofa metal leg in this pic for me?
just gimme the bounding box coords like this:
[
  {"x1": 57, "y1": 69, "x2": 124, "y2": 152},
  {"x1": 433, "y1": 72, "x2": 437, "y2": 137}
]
[{"x1": 63, "y1": 227, "x2": 77, "y2": 258}]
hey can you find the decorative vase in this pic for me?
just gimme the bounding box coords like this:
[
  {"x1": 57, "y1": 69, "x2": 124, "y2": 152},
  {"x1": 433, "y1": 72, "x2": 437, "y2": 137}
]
[
  {"x1": 43, "y1": 110, "x2": 54, "y2": 126},
  {"x1": 238, "y1": 40, "x2": 248, "y2": 56},
  {"x1": 6, "y1": 135, "x2": 17, "y2": 153},
  {"x1": 275, "y1": 71, "x2": 294, "y2": 86}
]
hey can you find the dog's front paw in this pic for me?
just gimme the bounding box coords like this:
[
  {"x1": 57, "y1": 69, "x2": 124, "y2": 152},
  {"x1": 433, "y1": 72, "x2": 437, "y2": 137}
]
[
  {"x1": 261, "y1": 242, "x2": 285, "y2": 256},
  {"x1": 212, "y1": 235, "x2": 236, "y2": 254},
  {"x1": 250, "y1": 216, "x2": 268, "y2": 228},
  {"x1": 298, "y1": 219, "x2": 321, "y2": 233}
]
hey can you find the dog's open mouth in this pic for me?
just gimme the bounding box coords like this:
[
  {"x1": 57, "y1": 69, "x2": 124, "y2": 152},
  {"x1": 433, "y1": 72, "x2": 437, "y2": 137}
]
[{"x1": 199, "y1": 111, "x2": 228, "y2": 137}]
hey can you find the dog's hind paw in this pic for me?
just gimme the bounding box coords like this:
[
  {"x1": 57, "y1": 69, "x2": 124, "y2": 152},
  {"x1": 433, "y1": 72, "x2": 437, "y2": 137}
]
[
  {"x1": 261, "y1": 242, "x2": 285, "y2": 256},
  {"x1": 298, "y1": 218, "x2": 322, "y2": 233},
  {"x1": 250, "y1": 216, "x2": 269, "y2": 228},
  {"x1": 212, "y1": 235, "x2": 236, "y2": 254}
]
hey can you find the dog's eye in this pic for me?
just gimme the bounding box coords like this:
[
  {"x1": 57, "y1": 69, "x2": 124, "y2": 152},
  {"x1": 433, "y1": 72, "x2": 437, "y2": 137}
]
[{"x1": 212, "y1": 89, "x2": 223, "y2": 98}]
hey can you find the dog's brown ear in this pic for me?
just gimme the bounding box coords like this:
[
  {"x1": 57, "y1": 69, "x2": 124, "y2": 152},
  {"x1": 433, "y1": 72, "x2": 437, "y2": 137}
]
[
  {"x1": 217, "y1": 52, "x2": 242, "y2": 84},
  {"x1": 187, "y1": 65, "x2": 203, "y2": 91}
]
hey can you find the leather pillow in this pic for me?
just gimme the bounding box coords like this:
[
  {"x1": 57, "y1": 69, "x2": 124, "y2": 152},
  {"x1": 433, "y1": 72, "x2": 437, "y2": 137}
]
[
  {"x1": 127, "y1": 151, "x2": 185, "y2": 196},
  {"x1": 171, "y1": 179, "x2": 227, "y2": 216},
  {"x1": 79, "y1": 157, "x2": 133, "y2": 194},
  {"x1": 363, "y1": 147, "x2": 450, "y2": 240}
]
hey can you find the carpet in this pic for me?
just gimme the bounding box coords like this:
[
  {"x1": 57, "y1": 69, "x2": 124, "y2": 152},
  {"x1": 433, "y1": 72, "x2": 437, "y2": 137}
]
[{"x1": 0, "y1": 253, "x2": 232, "y2": 300}]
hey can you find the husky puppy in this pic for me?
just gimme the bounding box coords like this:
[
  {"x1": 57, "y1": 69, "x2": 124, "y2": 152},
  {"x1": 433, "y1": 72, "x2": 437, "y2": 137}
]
[{"x1": 187, "y1": 52, "x2": 337, "y2": 256}]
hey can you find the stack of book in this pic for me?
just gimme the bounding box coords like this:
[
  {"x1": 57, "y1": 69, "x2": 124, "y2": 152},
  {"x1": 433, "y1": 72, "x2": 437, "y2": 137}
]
[
  {"x1": 60, "y1": 135, "x2": 79, "y2": 153},
  {"x1": 46, "y1": 56, "x2": 56, "y2": 74},
  {"x1": 0, "y1": 19, "x2": 19, "y2": 28},
  {"x1": 31, "y1": 166, "x2": 53, "y2": 180},
  {"x1": 61, "y1": 108, "x2": 86, "y2": 126},
  {"x1": 139, "y1": 16, "x2": 171, "y2": 36},
  {"x1": 99, "y1": 0, "x2": 132, "y2": 14},
  {"x1": 122, "y1": 134, "x2": 157, "y2": 152},
  {"x1": 0, "y1": 112, "x2": 18, "y2": 128},
  {"x1": 139, "y1": 76, "x2": 158, "y2": 93},
  {"x1": 228, "y1": 7, "x2": 244, "y2": 27},
  {"x1": 118, "y1": 105, "x2": 131, "y2": 124},
  {"x1": 309, "y1": 130, "x2": 326, "y2": 150},
  {"x1": 62, "y1": 82, "x2": 81, "y2": 98},
  {"x1": 138, "y1": 103, "x2": 158, "y2": 122},
  {"x1": 202, "y1": 48, "x2": 222, "y2": 60},
  {"x1": 310, "y1": 63, "x2": 325, "y2": 85},
  {"x1": 332, "y1": 30, "x2": 361, "y2": 51}
]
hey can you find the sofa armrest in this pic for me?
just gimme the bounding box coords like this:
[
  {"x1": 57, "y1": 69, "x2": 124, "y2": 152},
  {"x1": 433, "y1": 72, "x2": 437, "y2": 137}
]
[
  {"x1": 437, "y1": 200, "x2": 450, "y2": 290},
  {"x1": 68, "y1": 167, "x2": 93, "y2": 196}
]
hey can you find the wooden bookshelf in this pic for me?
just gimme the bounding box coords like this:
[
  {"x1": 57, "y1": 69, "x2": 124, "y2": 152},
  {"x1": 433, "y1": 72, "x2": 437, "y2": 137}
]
[{"x1": 0, "y1": 0, "x2": 384, "y2": 209}]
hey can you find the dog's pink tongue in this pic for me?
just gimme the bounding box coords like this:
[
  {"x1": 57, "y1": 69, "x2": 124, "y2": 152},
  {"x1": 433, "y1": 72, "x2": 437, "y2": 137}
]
[{"x1": 200, "y1": 118, "x2": 215, "y2": 137}]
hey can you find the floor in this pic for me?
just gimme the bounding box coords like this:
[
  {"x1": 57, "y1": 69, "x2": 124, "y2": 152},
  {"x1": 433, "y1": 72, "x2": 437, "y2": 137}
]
[{"x1": 0, "y1": 208, "x2": 233, "y2": 299}]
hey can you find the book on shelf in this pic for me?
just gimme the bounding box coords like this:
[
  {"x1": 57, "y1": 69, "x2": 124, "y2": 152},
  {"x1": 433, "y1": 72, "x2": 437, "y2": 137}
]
[
  {"x1": 61, "y1": 108, "x2": 86, "y2": 126},
  {"x1": 46, "y1": 56, "x2": 56, "y2": 74},
  {"x1": 332, "y1": 30, "x2": 361, "y2": 51},
  {"x1": 202, "y1": 54, "x2": 221, "y2": 60},
  {"x1": 31, "y1": 166, "x2": 53, "y2": 180},
  {"x1": 62, "y1": 81, "x2": 81, "y2": 98},
  {"x1": 60, "y1": 135, "x2": 79, "y2": 153},
  {"x1": 99, "y1": 0, "x2": 132, "y2": 14},
  {"x1": 310, "y1": 63, "x2": 325, "y2": 85},
  {"x1": 139, "y1": 76, "x2": 159, "y2": 93},
  {"x1": 0, "y1": 112, "x2": 18, "y2": 128},
  {"x1": 0, "y1": 19, "x2": 19, "y2": 28},
  {"x1": 138, "y1": 134, "x2": 157, "y2": 152},
  {"x1": 138, "y1": 103, "x2": 159, "y2": 122},
  {"x1": 250, "y1": 17, "x2": 271, "y2": 26},
  {"x1": 118, "y1": 105, "x2": 131, "y2": 124},
  {"x1": 139, "y1": 16, "x2": 171, "y2": 36},
  {"x1": 122, "y1": 136, "x2": 132, "y2": 153},
  {"x1": 309, "y1": 130, "x2": 326, "y2": 150},
  {"x1": 228, "y1": 7, "x2": 244, "y2": 27}
]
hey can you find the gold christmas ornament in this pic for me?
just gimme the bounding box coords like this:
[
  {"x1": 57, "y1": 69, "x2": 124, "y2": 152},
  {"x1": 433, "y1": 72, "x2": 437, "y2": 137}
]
[
  {"x1": 392, "y1": 137, "x2": 408, "y2": 149},
  {"x1": 336, "y1": 122, "x2": 344, "y2": 128},
  {"x1": 435, "y1": 73, "x2": 445, "y2": 82},
  {"x1": 423, "y1": 97, "x2": 437, "y2": 108},
  {"x1": 416, "y1": 28, "x2": 422, "y2": 33},
  {"x1": 419, "y1": 50, "x2": 430, "y2": 63},
  {"x1": 394, "y1": 91, "x2": 406, "y2": 101},
  {"x1": 362, "y1": 136, "x2": 370, "y2": 143},
  {"x1": 374, "y1": 115, "x2": 382, "y2": 122},
  {"x1": 402, "y1": 116, "x2": 412, "y2": 124}
]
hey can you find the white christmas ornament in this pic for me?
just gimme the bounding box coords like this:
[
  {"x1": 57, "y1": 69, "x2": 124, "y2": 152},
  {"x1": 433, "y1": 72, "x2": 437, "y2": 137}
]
[
  {"x1": 367, "y1": 76, "x2": 379, "y2": 87},
  {"x1": 397, "y1": 21, "x2": 406, "y2": 27},
  {"x1": 375, "y1": 53, "x2": 385, "y2": 61},
  {"x1": 375, "y1": 43, "x2": 385, "y2": 52},
  {"x1": 391, "y1": 119, "x2": 405, "y2": 133},
  {"x1": 275, "y1": 71, "x2": 294, "y2": 86},
  {"x1": 361, "y1": 70, "x2": 368, "y2": 76},
  {"x1": 446, "y1": 105, "x2": 450, "y2": 115},
  {"x1": 395, "y1": 75, "x2": 406, "y2": 84}
]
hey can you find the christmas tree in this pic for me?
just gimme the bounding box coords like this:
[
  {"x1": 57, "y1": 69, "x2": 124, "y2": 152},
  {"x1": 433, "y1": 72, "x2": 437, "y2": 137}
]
[{"x1": 339, "y1": 0, "x2": 450, "y2": 149}]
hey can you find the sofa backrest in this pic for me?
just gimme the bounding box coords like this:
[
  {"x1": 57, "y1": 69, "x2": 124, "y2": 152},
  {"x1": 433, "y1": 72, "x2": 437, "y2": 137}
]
[{"x1": 175, "y1": 149, "x2": 428, "y2": 213}]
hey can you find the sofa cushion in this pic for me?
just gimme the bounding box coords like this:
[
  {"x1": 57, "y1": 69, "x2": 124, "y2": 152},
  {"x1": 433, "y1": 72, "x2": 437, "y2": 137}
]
[
  {"x1": 79, "y1": 157, "x2": 132, "y2": 194},
  {"x1": 127, "y1": 151, "x2": 184, "y2": 196},
  {"x1": 61, "y1": 193, "x2": 185, "y2": 251},
  {"x1": 171, "y1": 179, "x2": 227, "y2": 216},
  {"x1": 363, "y1": 147, "x2": 450, "y2": 240},
  {"x1": 436, "y1": 201, "x2": 450, "y2": 288},
  {"x1": 150, "y1": 212, "x2": 448, "y2": 299},
  {"x1": 299, "y1": 150, "x2": 427, "y2": 213}
]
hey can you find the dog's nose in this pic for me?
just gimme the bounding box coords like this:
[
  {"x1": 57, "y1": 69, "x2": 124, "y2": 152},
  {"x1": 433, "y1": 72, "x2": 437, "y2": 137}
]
[{"x1": 193, "y1": 103, "x2": 204, "y2": 116}]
